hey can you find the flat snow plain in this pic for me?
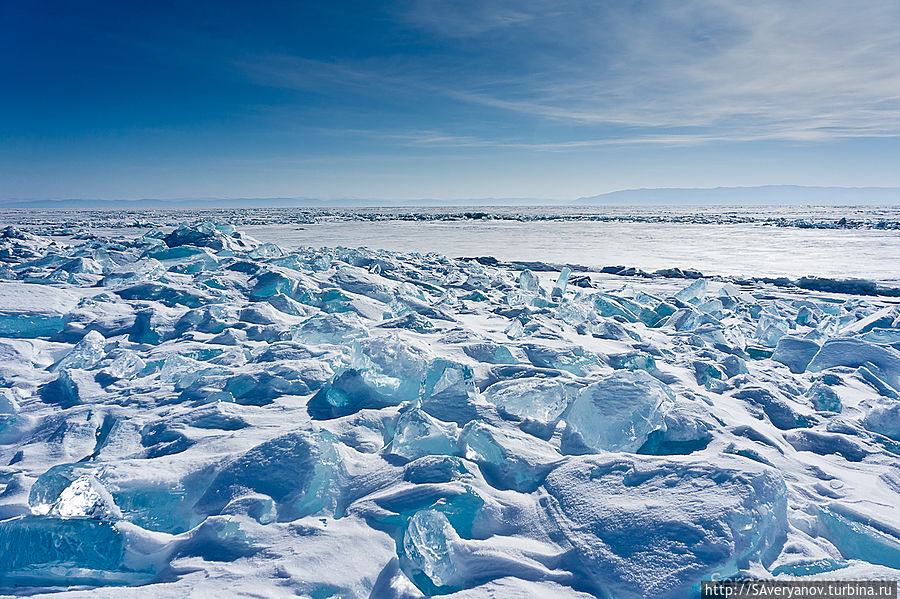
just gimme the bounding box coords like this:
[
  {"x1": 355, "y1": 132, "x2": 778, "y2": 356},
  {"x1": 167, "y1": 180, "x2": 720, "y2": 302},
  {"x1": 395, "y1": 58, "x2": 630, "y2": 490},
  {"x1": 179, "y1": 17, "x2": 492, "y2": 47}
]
[{"x1": 0, "y1": 214, "x2": 899, "y2": 598}]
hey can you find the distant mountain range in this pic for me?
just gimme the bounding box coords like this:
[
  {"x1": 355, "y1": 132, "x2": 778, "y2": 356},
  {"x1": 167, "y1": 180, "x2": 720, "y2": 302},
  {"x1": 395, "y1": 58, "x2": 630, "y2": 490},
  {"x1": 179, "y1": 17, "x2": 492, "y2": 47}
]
[
  {"x1": 3, "y1": 186, "x2": 899, "y2": 209},
  {"x1": 574, "y1": 185, "x2": 900, "y2": 206}
]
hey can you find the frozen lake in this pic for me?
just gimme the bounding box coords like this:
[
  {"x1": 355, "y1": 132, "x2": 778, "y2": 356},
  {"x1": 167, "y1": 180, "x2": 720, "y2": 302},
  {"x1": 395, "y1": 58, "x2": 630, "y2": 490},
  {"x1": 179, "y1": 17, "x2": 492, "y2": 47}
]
[
  {"x1": 2, "y1": 216, "x2": 900, "y2": 595},
  {"x1": 4, "y1": 205, "x2": 900, "y2": 284},
  {"x1": 246, "y1": 219, "x2": 900, "y2": 284}
]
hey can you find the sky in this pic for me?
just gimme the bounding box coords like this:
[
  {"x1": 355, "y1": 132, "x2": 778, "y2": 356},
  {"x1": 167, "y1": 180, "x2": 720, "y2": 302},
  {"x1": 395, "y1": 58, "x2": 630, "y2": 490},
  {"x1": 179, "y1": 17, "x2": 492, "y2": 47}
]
[{"x1": 3, "y1": 0, "x2": 900, "y2": 202}]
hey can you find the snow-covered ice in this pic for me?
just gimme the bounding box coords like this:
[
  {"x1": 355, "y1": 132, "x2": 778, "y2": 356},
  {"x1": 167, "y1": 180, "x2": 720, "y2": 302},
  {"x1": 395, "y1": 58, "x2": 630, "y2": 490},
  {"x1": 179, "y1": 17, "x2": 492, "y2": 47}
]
[{"x1": 0, "y1": 216, "x2": 899, "y2": 597}]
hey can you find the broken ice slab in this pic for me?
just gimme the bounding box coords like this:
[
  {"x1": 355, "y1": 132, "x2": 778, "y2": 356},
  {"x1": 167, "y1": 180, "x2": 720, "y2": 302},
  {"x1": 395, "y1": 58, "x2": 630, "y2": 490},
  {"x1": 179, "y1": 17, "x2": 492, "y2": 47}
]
[
  {"x1": 862, "y1": 402, "x2": 900, "y2": 441},
  {"x1": 771, "y1": 335, "x2": 820, "y2": 374},
  {"x1": 504, "y1": 317, "x2": 525, "y2": 339},
  {"x1": 397, "y1": 497, "x2": 571, "y2": 595},
  {"x1": 0, "y1": 226, "x2": 56, "y2": 264},
  {"x1": 550, "y1": 267, "x2": 571, "y2": 300},
  {"x1": 329, "y1": 266, "x2": 397, "y2": 303},
  {"x1": 592, "y1": 293, "x2": 640, "y2": 322},
  {"x1": 114, "y1": 281, "x2": 215, "y2": 309},
  {"x1": 817, "y1": 503, "x2": 900, "y2": 570},
  {"x1": 859, "y1": 327, "x2": 900, "y2": 345},
  {"x1": 49, "y1": 475, "x2": 122, "y2": 520},
  {"x1": 674, "y1": 278, "x2": 708, "y2": 304},
  {"x1": 0, "y1": 389, "x2": 16, "y2": 435},
  {"x1": 107, "y1": 349, "x2": 146, "y2": 379},
  {"x1": 402, "y1": 509, "x2": 463, "y2": 591},
  {"x1": 100, "y1": 257, "x2": 165, "y2": 287},
  {"x1": 563, "y1": 370, "x2": 675, "y2": 453},
  {"x1": 224, "y1": 361, "x2": 331, "y2": 405},
  {"x1": 783, "y1": 429, "x2": 869, "y2": 462},
  {"x1": 807, "y1": 337, "x2": 900, "y2": 391},
  {"x1": 162, "y1": 220, "x2": 258, "y2": 252},
  {"x1": 755, "y1": 312, "x2": 792, "y2": 347},
  {"x1": 638, "y1": 403, "x2": 714, "y2": 455},
  {"x1": 461, "y1": 341, "x2": 517, "y2": 364},
  {"x1": 248, "y1": 242, "x2": 285, "y2": 259},
  {"x1": 732, "y1": 386, "x2": 810, "y2": 430},
  {"x1": 351, "y1": 334, "x2": 431, "y2": 399},
  {"x1": 419, "y1": 359, "x2": 482, "y2": 424},
  {"x1": 249, "y1": 267, "x2": 322, "y2": 305},
  {"x1": 52, "y1": 329, "x2": 106, "y2": 371},
  {"x1": 265, "y1": 292, "x2": 316, "y2": 317},
  {"x1": 160, "y1": 249, "x2": 221, "y2": 275},
  {"x1": 591, "y1": 318, "x2": 641, "y2": 341},
  {"x1": 0, "y1": 282, "x2": 78, "y2": 338},
  {"x1": 0, "y1": 516, "x2": 156, "y2": 587},
  {"x1": 805, "y1": 381, "x2": 842, "y2": 412},
  {"x1": 838, "y1": 305, "x2": 899, "y2": 336},
  {"x1": 308, "y1": 362, "x2": 415, "y2": 419},
  {"x1": 482, "y1": 377, "x2": 570, "y2": 424},
  {"x1": 195, "y1": 430, "x2": 341, "y2": 523},
  {"x1": 39, "y1": 368, "x2": 104, "y2": 408},
  {"x1": 387, "y1": 407, "x2": 459, "y2": 461},
  {"x1": 522, "y1": 343, "x2": 599, "y2": 376},
  {"x1": 659, "y1": 308, "x2": 702, "y2": 332},
  {"x1": 43, "y1": 256, "x2": 104, "y2": 285},
  {"x1": 290, "y1": 312, "x2": 369, "y2": 345},
  {"x1": 518, "y1": 269, "x2": 542, "y2": 294},
  {"x1": 459, "y1": 421, "x2": 562, "y2": 491},
  {"x1": 609, "y1": 350, "x2": 656, "y2": 373}
]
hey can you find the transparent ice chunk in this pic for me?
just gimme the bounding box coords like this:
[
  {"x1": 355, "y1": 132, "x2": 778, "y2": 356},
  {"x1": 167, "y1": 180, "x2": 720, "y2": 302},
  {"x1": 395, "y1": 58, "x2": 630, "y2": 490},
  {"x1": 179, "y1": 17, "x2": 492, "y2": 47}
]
[
  {"x1": 50, "y1": 475, "x2": 122, "y2": 520},
  {"x1": 53, "y1": 330, "x2": 107, "y2": 371},
  {"x1": 504, "y1": 318, "x2": 525, "y2": 339},
  {"x1": 482, "y1": 377, "x2": 570, "y2": 424},
  {"x1": 462, "y1": 342, "x2": 516, "y2": 365},
  {"x1": 290, "y1": 313, "x2": 369, "y2": 345},
  {"x1": 805, "y1": 381, "x2": 841, "y2": 412},
  {"x1": 0, "y1": 517, "x2": 135, "y2": 586},
  {"x1": 403, "y1": 509, "x2": 462, "y2": 590},
  {"x1": 564, "y1": 370, "x2": 675, "y2": 452},
  {"x1": 460, "y1": 421, "x2": 561, "y2": 491},
  {"x1": 108, "y1": 350, "x2": 146, "y2": 379},
  {"x1": 771, "y1": 335, "x2": 820, "y2": 374},
  {"x1": 388, "y1": 407, "x2": 459, "y2": 461},
  {"x1": 674, "y1": 278, "x2": 708, "y2": 304},
  {"x1": 518, "y1": 269, "x2": 542, "y2": 294},
  {"x1": 195, "y1": 430, "x2": 341, "y2": 522},
  {"x1": 419, "y1": 360, "x2": 480, "y2": 423},
  {"x1": 249, "y1": 242, "x2": 285, "y2": 259},
  {"x1": 551, "y1": 267, "x2": 571, "y2": 300}
]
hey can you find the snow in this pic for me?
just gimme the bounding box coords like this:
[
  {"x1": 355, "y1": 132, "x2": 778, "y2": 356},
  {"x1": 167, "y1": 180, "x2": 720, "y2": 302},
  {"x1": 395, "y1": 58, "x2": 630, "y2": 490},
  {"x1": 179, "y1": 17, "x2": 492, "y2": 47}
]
[
  {"x1": 0, "y1": 214, "x2": 899, "y2": 597},
  {"x1": 544, "y1": 454, "x2": 788, "y2": 598},
  {"x1": 0, "y1": 283, "x2": 80, "y2": 338}
]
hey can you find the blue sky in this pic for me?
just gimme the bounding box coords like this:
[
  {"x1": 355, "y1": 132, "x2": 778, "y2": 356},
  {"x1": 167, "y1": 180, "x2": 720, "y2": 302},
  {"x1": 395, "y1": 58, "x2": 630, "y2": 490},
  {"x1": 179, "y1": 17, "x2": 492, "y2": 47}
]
[{"x1": 3, "y1": 1, "x2": 900, "y2": 201}]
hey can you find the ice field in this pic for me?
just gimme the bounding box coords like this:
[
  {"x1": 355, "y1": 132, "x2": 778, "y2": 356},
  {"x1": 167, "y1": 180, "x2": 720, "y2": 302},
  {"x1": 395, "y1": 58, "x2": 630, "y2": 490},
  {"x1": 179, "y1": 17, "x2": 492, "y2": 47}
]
[{"x1": 0, "y1": 210, "x2": 899, "y2": 597}]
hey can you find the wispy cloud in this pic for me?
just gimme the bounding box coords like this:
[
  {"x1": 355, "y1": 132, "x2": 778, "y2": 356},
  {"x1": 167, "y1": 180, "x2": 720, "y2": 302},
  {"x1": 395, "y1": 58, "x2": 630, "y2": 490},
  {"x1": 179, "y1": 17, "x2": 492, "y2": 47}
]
[
  {"x1": 400, "y1": 0, "x2": 544, "y2": 38},
  {"x1": 239, "y1": 1, "x2": 900, "y2": 146}
]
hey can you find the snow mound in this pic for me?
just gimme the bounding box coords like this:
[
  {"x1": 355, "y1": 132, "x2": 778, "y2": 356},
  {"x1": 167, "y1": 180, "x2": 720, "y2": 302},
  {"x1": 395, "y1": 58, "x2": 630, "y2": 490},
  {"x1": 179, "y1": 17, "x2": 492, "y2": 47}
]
[{"x1": 544, "y1": 454, "x2": 788, "y2": 599}]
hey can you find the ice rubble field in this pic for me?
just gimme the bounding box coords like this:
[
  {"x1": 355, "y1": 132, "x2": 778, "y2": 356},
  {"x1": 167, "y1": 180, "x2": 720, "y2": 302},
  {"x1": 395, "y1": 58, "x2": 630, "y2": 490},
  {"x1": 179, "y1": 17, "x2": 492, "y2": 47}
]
[{"x1": 1, "y1": 221, "x2": 900, "y2": 598}]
